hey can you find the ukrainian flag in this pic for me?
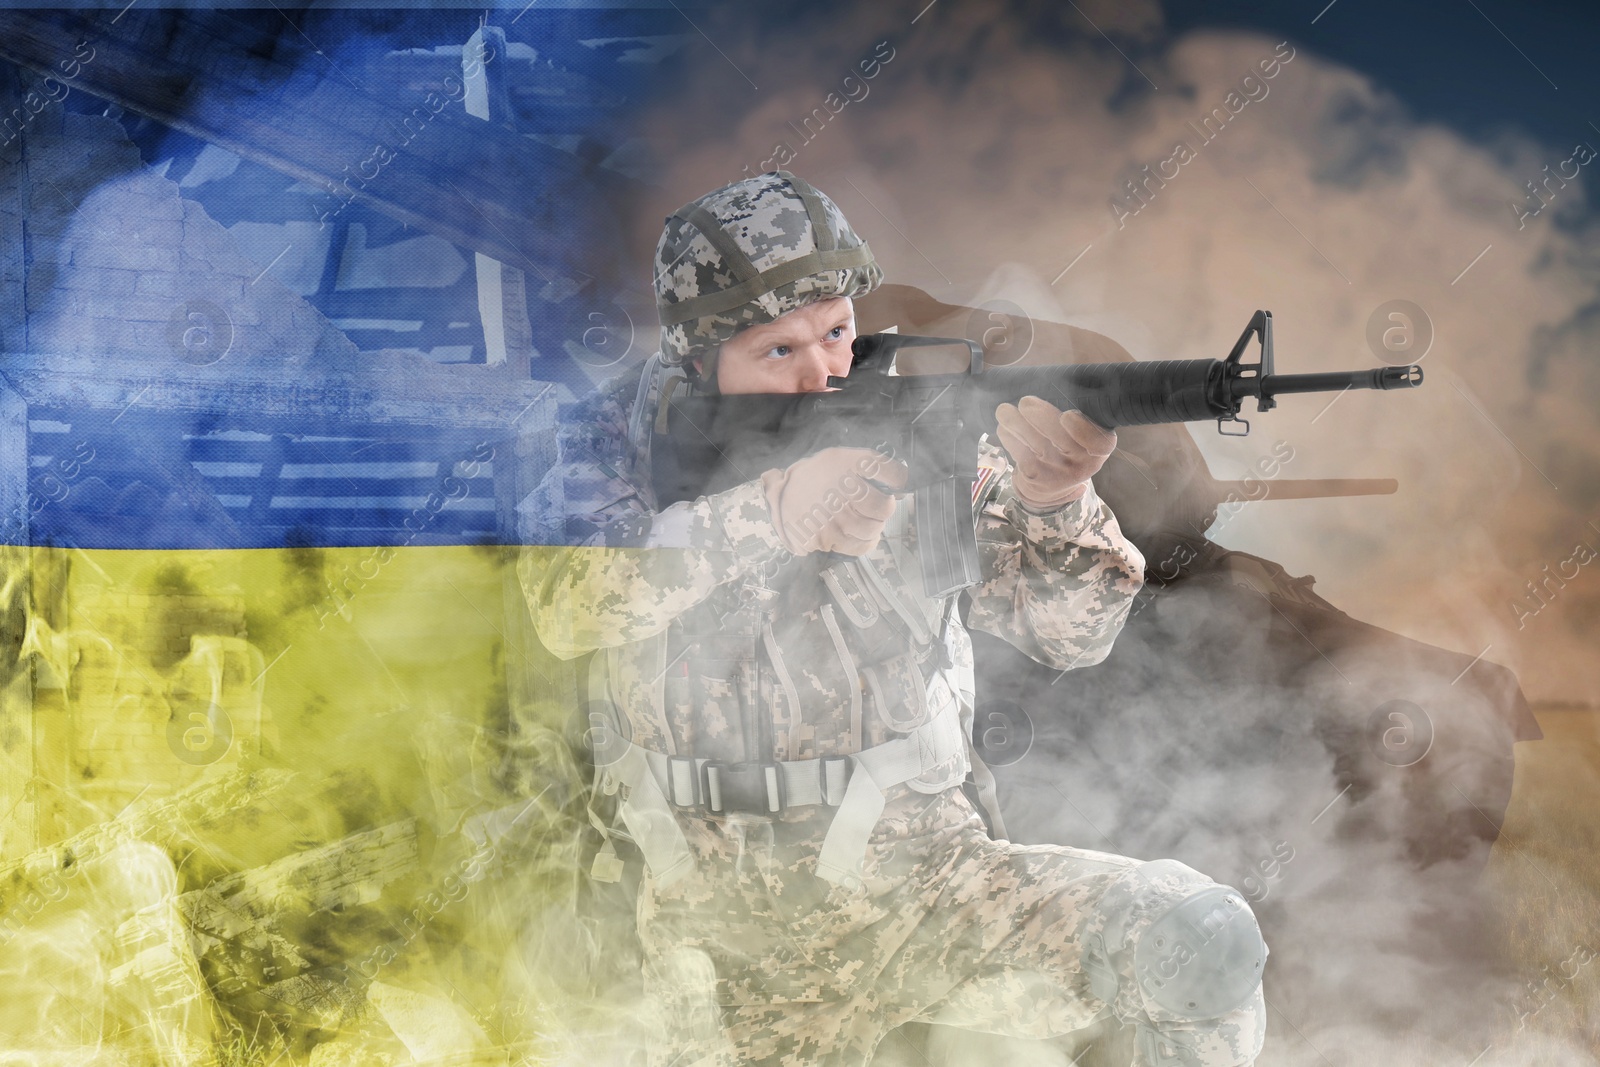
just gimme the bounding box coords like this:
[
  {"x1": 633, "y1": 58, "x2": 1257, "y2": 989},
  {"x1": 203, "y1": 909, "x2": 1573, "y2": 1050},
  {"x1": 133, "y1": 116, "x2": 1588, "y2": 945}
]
[{"x1": 0, "y1": 7, "x2": 648, "y2": 1061}]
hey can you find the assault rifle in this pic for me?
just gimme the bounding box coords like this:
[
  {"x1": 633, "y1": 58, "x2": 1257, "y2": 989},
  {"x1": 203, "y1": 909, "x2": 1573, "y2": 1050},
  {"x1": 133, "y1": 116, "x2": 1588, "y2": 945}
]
[{"x1": 653, "y1": 310, "x2": 1422, "y2": 597}]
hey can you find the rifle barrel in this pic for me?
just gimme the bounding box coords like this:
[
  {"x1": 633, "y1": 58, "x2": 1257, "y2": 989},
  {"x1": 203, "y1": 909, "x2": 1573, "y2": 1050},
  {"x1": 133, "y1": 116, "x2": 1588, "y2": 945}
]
[{"x1": 1255, "y1": 366, "x2": 1423, "y2": 398}]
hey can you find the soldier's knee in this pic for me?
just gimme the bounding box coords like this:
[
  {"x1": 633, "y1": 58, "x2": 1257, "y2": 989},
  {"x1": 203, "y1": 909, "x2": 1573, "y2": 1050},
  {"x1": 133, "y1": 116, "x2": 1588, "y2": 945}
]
[
  {"x1": 1134, "y1": 879, "x2": 1266, "y2": 1019},
  {"x1": 1082, "y1": 859, "x2": 1267, "y2": 1029}
]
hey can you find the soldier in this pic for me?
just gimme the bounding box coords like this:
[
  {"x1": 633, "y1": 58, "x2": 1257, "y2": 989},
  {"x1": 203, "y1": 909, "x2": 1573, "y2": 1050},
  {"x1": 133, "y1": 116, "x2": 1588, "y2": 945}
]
[{"x1": 520, "y1": 171, "x2": 1267, "y2": 1066}]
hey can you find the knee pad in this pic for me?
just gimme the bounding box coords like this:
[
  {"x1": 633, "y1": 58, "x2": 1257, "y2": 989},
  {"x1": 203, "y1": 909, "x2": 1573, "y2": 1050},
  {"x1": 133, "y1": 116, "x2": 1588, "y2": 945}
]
[
  {"x1": 1133, "y1": 884, "x2": 1266, "y2": 1019},
  {"x1": 1081, "y1": 861, "x2": 1268, "y2": 1021}
]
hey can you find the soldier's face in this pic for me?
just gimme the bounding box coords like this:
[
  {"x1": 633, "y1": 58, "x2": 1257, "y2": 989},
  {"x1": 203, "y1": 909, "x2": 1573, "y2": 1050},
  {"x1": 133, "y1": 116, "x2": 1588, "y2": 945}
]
[{"x1": 700, "y1": 297, "x2": 856, "y2": 395}]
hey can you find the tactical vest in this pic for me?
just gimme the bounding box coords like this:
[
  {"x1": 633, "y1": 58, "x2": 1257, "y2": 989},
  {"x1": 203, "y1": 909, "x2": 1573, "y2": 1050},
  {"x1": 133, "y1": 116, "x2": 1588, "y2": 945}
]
[{"x1": 587, "y1": 479, "x2": 1008, "y2": 891}]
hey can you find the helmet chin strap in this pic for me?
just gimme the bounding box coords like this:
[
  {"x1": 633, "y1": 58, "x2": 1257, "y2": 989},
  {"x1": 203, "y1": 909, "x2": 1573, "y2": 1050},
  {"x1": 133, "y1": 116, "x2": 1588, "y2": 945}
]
[{"x1": 686, "y1": 350, "x2": 719, "y2": 395}]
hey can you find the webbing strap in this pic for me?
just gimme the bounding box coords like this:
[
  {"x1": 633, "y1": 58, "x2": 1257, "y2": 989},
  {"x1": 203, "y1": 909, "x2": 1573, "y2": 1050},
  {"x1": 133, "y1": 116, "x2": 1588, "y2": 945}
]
[
  {"x1": 762, "y1": 622, "x2": 804, "y2": 756},
  {"x1": 657, "y1": 244, "x2": 876, "y2": 325},
  {"x1": 587, "y1": 660, "x2": 693, "y2": 884},
  {"x1": 681, "y1": 204, "x2": 762, "y2": 283},
  {"x1": 780, "y1": 171, "x2": 838, "y2": 252},
  {"x1": 965, "y1": 737, "x2": 1009, "y2": 841},
  {"x1": 857, "y1": 554, "x2": 936, "y2": 645},
  {"x1": 814, "y1": 764, "x2": 887, "y2": 889},
  {"x1": 815, "y1": 702, "x2": 966, "y2": 889},
  {"x1": 613, "y1": 745, "x2": 694, "y2": 885}
]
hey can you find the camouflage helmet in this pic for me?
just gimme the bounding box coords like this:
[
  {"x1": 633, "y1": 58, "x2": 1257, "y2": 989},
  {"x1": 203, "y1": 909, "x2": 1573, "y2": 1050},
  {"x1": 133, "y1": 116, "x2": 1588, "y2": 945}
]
[{"x1": 653, "y1": 170, "x2": 883, "y2": 373}]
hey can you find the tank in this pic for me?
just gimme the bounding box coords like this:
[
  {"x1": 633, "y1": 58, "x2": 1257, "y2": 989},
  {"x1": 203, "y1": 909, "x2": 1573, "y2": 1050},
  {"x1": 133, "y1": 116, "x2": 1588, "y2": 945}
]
[{"x1": 854, "y1": 284, "x2": 1541, "y2": 1055}]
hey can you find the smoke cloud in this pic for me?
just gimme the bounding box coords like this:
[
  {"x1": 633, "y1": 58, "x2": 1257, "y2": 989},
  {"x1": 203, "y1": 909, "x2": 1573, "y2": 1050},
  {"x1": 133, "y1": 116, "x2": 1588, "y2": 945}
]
[
  {"x1": 631, "y1": 0, "x2": 1600, "y2": 707},
  {"x1": 625, "y1": 3, "x2": 1600, "y2": 1063}
]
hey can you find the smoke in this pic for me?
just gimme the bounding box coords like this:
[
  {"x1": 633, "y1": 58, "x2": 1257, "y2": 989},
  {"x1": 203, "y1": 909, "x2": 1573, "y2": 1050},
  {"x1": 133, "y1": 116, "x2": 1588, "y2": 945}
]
[
  {"x1": 977, "y1": 573, "x2": 1535, "y2": 1064},
  {"x1": 624, "y1": 3, "x2": 1600, "y2": 1064},
  {"x1": 5, "y1": 1, "x2": 1595, "y2": 1061},
  {"x1": 630, "y1": 0, "x2": 1600, "y2": 707}
]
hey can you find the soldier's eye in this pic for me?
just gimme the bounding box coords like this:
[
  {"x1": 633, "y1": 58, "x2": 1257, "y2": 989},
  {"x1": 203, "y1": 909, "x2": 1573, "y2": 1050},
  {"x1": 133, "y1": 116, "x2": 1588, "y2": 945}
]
[
  {"x1": 826, "y1": 325, "x2": 846, "y2": 340},
  {"x1": 762, "y1": 345, "x2": 791, "y2": 360}
]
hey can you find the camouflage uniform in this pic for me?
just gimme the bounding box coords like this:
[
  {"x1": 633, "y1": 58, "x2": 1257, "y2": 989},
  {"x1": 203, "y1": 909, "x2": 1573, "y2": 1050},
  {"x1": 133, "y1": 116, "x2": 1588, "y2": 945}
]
[{"x1": 519, "y1": 172, "x2": 1267, "y2": 1066}]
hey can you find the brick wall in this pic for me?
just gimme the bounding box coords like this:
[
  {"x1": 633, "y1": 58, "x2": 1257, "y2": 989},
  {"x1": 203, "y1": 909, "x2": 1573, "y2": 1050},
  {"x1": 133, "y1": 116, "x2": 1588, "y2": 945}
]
[{"x1": 2, "y1": 67, "x2": 358, "y2": 368}]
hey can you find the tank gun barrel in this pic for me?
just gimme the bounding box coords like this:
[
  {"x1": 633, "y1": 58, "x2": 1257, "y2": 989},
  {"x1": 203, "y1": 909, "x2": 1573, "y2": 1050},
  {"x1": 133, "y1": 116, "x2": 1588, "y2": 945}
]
[{"x1": 1210, "y1": 477, "x2": 1399, "y2": 501}]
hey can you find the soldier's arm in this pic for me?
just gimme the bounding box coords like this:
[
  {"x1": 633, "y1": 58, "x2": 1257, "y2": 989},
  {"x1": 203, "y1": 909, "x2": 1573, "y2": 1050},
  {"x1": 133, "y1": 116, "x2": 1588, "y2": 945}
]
[
  {"x1": 519, "y1": 474, "x2": 790, "y2": 660},
  {"x1": 964, "y1": 445, "x2": 1146, "y2": 672}
]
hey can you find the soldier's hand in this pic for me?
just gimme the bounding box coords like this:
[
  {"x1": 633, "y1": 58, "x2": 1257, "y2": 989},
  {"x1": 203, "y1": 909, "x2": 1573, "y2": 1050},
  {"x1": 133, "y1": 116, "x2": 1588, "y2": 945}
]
[
  {"x1": 994, "y1": 396, "x2": 1116, "y2": 511},
  {"x1": 760, "y1": 447, "x2": 908, "y2": 556}
]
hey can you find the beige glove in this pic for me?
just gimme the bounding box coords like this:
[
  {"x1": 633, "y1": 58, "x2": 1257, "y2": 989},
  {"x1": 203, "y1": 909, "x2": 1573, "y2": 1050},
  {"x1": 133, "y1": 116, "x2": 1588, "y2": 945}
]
[
  {"x1": 994, "y1": 396, "x2": 1117, "y2": 510},
  {"x1": 761, "y1": 447, "x2": 908, "y2": 556}
]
